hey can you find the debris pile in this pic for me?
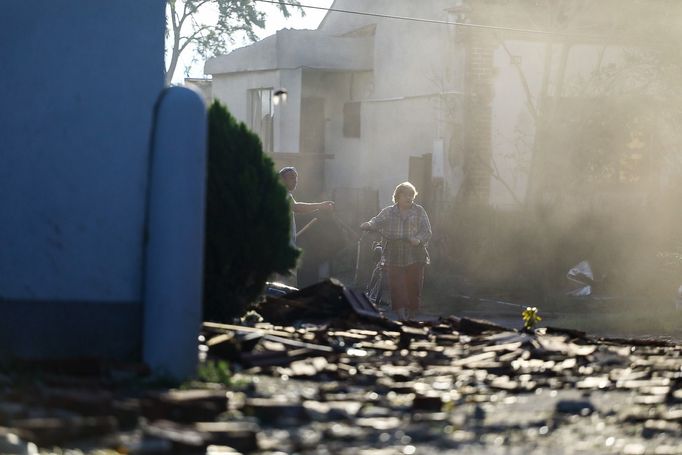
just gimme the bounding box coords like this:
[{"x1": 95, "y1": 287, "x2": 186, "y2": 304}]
[{"x1": 0, "y1": 279, "x2": 680, "y2": 454}]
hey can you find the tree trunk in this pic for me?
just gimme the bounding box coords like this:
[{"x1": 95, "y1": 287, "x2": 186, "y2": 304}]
[{"x1": 165, "y1": 48, "x2": 180, "y2": 85}]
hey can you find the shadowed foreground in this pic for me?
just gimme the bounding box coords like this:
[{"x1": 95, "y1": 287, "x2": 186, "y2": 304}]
[{"x1": 1, "y1": 280, "x2": 680, "y2": 454}]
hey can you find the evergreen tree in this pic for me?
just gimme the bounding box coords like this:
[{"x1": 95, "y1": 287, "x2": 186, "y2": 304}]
[{"x1": 204, "y1": 101, "x2": 299, "y2": 321}]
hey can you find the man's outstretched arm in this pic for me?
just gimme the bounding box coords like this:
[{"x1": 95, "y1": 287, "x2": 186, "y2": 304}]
[{"x1": 292, "y1": 200, "x2": 334, "y2": 214}]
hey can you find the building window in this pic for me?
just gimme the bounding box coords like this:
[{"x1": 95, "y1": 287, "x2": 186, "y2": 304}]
[
  {"x1": 343, "y1": 101, "x2": 361, "y2": 138},
  {"x1": 248, "y1": 88, "x2": 274, "y2": 153}
]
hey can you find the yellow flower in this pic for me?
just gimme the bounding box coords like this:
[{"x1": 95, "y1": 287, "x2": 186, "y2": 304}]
[{"x1": 522, "y1": 306, "x2": 542, "y2": 330}]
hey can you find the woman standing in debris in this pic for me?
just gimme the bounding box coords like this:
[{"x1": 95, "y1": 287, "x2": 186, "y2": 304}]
[{"x1": 361, "y1": 182, "x2": 432, "y2": 320}]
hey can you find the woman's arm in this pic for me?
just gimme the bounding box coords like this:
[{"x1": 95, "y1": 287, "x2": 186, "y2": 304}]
[
  {"x1": 361, "y1": 206, "x2": 390, "y2": 230},
  {"x1": 413, "y1": 206, "x2": 432, "y2": 245}
]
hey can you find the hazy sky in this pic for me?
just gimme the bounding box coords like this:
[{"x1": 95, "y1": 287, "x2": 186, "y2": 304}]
[{"x1": 172, "y1": 0, "x2": 334, "y2": 83}]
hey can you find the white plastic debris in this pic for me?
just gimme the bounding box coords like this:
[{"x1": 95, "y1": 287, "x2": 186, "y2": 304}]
[{"x1": 566, "y1": 260, "x2": 594, "y2": 297}]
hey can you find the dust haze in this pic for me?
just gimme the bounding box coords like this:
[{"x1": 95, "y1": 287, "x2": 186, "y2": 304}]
[{"x1": 293, "y1": 0, "x2": 682, "y2": 335}]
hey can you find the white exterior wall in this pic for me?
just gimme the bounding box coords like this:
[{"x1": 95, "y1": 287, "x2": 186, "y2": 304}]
[
  {"x1": 320, "y1": 0, "x2": 456, "y2": 37},
  {"x1": 278, "y1": 69, "x2": 303, "y2": 154},
  {"x1": 318, "y1": 0, "x2": 381, "y2": 35},
  {"x1": 211, "y1": 69, "x2": 303, "y2": 154},
  {"x1": 356, "y1": 12, "x2": 460, "y2": 206},
  {"x1": 302, "y1": 71, "x2": 369, "y2": 191},
  {"x1": 306, "y1": 69, "x2": 457, "y2": 207},
  {"x1": 211, "y1": 71, "x2": 278, "y2": 123},
  {"x1": 303, "y1": 70, "x2": 459, "y2": 207},
  {"x1": 301, "y1": 2, "x2": 464, "y2": 206},
  {"x1": 362, "y1": 98, "x2": 442, "y2": 205},
  {"x1": 372, "y1": 19, "x2": 453, "y2": 99}
]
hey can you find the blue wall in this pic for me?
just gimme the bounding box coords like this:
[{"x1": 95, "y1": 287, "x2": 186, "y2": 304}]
[
  {"x1": 0, "y1": 1, "x2": 166, "y2": 358},
  {"x1": 0, "y1": 1, "x2": 165, "y2": 302}
]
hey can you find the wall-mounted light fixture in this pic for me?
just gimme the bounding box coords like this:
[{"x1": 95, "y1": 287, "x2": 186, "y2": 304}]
[{"x1": 273, "y1": 88, "x2": 288, "y2": 106}]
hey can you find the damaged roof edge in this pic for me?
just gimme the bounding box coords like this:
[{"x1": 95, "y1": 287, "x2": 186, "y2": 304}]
[{"x1": 205, "y1": 29, "x2": 374, "y2": 75}]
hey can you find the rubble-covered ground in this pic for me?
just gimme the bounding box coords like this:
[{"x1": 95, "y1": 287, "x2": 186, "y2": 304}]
[{"x1": 1, "y1": 280, "x2": 680, "y2": 454}]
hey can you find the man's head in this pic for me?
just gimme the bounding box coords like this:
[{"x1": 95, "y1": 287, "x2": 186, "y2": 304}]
[{"x1": 279, "y1": 166, "x2": 298, "y2": 192}]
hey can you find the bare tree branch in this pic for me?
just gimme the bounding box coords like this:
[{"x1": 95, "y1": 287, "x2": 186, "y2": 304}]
[
  {"x1": 497, "y1": 38, "x2": 538, "y2": 120},
  {"x1": 165, "y1": 0, "x2": 303, "y2": 83}
]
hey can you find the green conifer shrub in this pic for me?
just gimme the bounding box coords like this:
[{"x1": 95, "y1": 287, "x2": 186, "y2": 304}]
[{"x1": 203, "y1": 101, "x2": 299, "y2": 321}]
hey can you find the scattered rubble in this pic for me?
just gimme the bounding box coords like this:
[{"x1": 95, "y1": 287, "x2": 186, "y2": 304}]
[{"x1": 0, "y1": 279, "x2": 680, "y2": 454}]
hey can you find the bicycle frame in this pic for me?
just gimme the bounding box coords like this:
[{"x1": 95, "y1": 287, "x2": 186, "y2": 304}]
[{"x1": 357, "y1": 228, "x2": 403, "y2": 310}]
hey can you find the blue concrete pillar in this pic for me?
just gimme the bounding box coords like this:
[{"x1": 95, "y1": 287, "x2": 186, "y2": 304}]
[{"x1": 143, "y1": 86, "x2": 207, "y2": 380}]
